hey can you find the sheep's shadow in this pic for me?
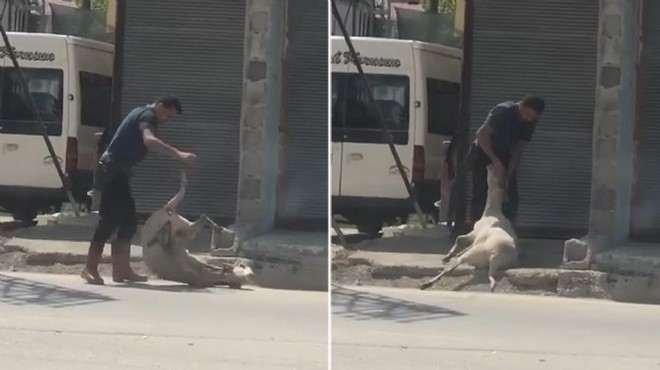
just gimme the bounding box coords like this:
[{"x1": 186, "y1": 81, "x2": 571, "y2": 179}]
[{"x1": 332, "y1": 285, "x2": 465, "y2": 324}]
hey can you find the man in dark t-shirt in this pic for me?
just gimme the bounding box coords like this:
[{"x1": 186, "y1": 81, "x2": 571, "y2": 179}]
[
  {"x1": 450, "y1": 95, "x2": 545, "y2": 228},
  {"x1": 81, "y1": 96, "x2": 196, "y2": 285}
]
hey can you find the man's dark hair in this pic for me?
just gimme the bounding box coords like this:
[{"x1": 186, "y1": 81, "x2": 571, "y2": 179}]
[
  {"x1": 521, "y1": 95, "x2": 545, "y2": 114},
  {"x1": 156, "y1": 96, "x2": 183, "y2": 114}
]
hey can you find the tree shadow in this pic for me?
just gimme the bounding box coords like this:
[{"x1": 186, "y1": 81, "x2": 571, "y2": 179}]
[
  {"x1": 0, "y1": 273, "x2": 114, "y2": 308},
  {"x1": 332, "y1": 285, "x2": 465, "y2": 324}
]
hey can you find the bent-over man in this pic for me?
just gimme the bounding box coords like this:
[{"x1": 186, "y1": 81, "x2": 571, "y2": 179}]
[{"x1": 81, "y1": 96, "x2": 196, "y2": 285}]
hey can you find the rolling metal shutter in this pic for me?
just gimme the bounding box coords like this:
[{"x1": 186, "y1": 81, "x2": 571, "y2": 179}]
[
  {"x1": 118, "y1": 0, "x2": 245, "y2": 219},
  {"x1": 467, "y1": 0, "x2": 598, "y2": 236},
  {"x1": 633, "y1": 0, "x2": 660, "y2": 236},
  {"x1": 276, "y1": 1, "x2": 328, "y2": 225}
]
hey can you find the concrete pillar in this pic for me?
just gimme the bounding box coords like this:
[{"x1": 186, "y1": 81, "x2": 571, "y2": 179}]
[
  {"x1": 564, "y1": 0, "x2": 641, "y2": 267},
  {"x1": 235, "y1": 0, "x2": 286, "y2": 237}
]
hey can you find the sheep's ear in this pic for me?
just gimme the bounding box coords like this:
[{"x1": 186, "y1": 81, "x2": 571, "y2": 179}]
[{"x1": 156, "y1": 221, "x2": 172, "y2": 247}]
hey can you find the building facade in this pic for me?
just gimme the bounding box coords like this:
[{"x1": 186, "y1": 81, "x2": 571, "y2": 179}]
[
  {"x1": 112, "y1": 0, "x2": 328, "y2": 237},
  {"x1": 458, "y1": 0, "x2": 649, "y2": 252}
]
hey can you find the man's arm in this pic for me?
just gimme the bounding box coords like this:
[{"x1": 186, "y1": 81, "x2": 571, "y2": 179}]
[
  {"x1": 140, "y1": 122, "x2": 181, "y2": 159},
  {"x1": 140, "y1": 122, "x2": 195, "y2": 166},
  {"x1": 475, "y1": 107, "x2": 505, "y2": 164}
]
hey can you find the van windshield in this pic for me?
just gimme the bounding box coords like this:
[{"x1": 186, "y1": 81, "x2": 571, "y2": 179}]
[
  {"x1": 0, "y1": 67, "x2": 64, "y2": 136},
  {"x1": 332, "y1": 72, "x2": 410, "y2": 145}
]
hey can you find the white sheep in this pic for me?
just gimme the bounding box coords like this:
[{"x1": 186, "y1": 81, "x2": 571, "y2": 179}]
[
  {"x1": 140, "y1": 171, "x2": 253, "y2": 288},
  {"x1": 419, "y1": 165, "x2": 518, "y2": 292}
]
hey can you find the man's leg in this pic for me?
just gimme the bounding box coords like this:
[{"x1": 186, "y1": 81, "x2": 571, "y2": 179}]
[
  {"x1": 470, "y1": 156, "x2": 489, "y2": 224},
  {"x1": 81, "y1": 179, "x2": 119, "y2": 285},
  {"x1": 112, "y1": 175, "x2": 147, "y2": 283},
  {"x1": 447, "y1": 143, "x2": 480, "y2": 231}
]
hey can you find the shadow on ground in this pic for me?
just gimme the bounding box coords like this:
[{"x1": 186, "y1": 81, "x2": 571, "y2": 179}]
[
  {"x1": 110, "y1": 282, "x2": 255, "y2": 293},
  {"x1": 0, "y1": 273, "x2": 114, "y2": 308},
  {"x1": 332, "y1": 284, "x2": 465, "y2": 324}
]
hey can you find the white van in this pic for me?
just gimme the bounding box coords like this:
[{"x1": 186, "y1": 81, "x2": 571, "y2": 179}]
[
  {"x1": 331, "y1": 36, "x2": 462, "y2": 234},
  {"x1": 0, "y1": 33, "x2": 113, "y2": 221}
]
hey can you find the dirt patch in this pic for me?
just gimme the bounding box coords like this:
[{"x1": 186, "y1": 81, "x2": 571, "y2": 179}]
[{"x1": 0, "y1": 247, "x2": 152, "y2": 277}]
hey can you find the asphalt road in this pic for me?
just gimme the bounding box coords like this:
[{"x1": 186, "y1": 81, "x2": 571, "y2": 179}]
[
  {"x1": 0, "y1": 272, "x2": 328, "y2": 370},
  {"x1": 332, "y1": 285, "x2": 660, "y2": 370}
]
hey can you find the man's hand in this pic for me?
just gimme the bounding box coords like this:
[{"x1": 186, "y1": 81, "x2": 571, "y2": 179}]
[{"x1": 177, "y1": 151, "x2": 196, "y2": 167}]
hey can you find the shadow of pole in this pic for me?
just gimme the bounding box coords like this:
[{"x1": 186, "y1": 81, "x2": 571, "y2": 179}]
[
  {"x1": 332, "y1": 285, "x2": 465, "y2": 324},
  {"x1": 0, "y1": 273, "x2": 114, "y2": 308}
]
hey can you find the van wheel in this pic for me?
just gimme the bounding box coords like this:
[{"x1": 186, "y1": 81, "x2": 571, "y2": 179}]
[
  {"x1": 13, "y1": 207, "x2": 38, "y2": 223},
  {"x1": 356, "y1": 220, "x2": 383, "y2": 237}
]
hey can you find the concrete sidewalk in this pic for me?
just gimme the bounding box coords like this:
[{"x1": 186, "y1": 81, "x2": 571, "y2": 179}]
[
  {"x1": 0, "y1": 215, "x2": 328, "y2": 292},
  {"x1": 332, "y1": 225, "x2": 660, "y2": 304}
]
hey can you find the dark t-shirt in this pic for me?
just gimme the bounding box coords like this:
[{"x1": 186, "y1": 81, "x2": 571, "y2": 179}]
[
  {"x1": 105, "y1": 106, "x2": 159, "y2": 167},
  {"x1": 482, "y1": 101, "x2": 536, "y2": 163}
]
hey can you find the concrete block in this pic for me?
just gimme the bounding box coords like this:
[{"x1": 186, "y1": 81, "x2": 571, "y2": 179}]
[
  {"x1": 242, "y1": 127, "x2": 263, "y2": 149},
  {"x1": 562, "y1": 238, "x2": 590, "y2": 269},
  {"x1": 603, "y1": 273, "x2": 652, "y2": 303},
  {"x1": 241, "y1": 152, "x2": 263, "y2": 176},
  {"x1": 240, "y1": 177, "x2": 262, "y2": 200},
  {"x1": 504, "y1": 268, "x2": 559, "y2": 290},
  {"x1": 598, "y1": 112, "x2": 619, "y2": 136},
  {"x1": 590, "y1": 209, "x2": 616, "y2": 234},
  {"x1": 602, "y1": 0, "x2": 622, "y2": 16},
  {"x1": 598, "y1": 85, "x2": 620, "y2": 113},
  {"x1": 250, "y1": 11, "x2": 269, "y2": 33},
  {"x1": 557, "y1": 270, "x2": 609, "y2": 299},
  {"x1": 247, "y1": 60, "x2": 267, "y2": 82},
  {"x1": 244, "y1": 80, "x2": 267, "y2": 105},
  {"x1": 596, "y1": 137, "x2": 617, "y2": 161},
  {"x1": 593, "y1": 160, "x2": 618, "y2": 187},
  {"x1": 247, "y1": 32, "x2": 269, "y2": 60},
  {"x1": 593, "y1": 186, "x2": 616, "y2": 211},
  {"x1": 601, "y1": 36, "x2": 622, "y2": 65},
  {"x1": 600, "y1": 66, "x2": 621, "y2": 88},
  {"x1": 236, "y1": 199, "x2": 262, "y2": 225},
  {"x1": 603, "y1": 14, "x2": 621, "y2": 37},
  {"x1": 244, "y1": 106, "x2": 266, "y2": 129},
  {"x1": 249, "y1": 0, "x2": 270, "y2": 12}
]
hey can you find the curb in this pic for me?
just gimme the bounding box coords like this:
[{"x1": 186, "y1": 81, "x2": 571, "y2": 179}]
[
  {"x1": 335, "y1": 256, "x2": 660, "y2": 304},
  {"x1": 25, "y1": 252, "x2": 142, "y2": 266}
]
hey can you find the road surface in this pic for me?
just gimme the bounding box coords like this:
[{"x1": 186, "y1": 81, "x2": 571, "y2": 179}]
[
  {"x1": 332, "y1": 285, "x2": 660, "y2": 370},
  {"x1": 0, "y1": 272, "x2": 328, "y2": 370}
]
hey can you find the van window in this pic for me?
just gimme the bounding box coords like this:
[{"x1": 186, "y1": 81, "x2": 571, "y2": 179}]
[
  {"x1": 332, "y1": 72, "x2": 410, "y2": 145},
  {"x1": 0, "y1": 68, "x2": 63, "y2": 136},
  {"x1": 426, "y1": 78, "x2": 460, "y2": 136},
  {"x1": 80, "y1": 71, "x2": 112, "y2": 128}
]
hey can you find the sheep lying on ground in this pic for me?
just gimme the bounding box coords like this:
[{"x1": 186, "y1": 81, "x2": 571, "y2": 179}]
[
  {"x1": 419, "y1": 165, "x2": 518, "y2": 292},
  {"x1": 140, "y1": 171, "x2": 253, "y2": 288}
]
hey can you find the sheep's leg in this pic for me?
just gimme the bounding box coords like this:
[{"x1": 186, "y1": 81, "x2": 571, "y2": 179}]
[
  {"x1": 419, "y1": 258, "x2": 464, "y2": 290},
  {"x1": 443, "y1": 232, "x2": 475, "y2": 262},
  {"x1": 174, "y1": 216, "x2": 209, "y2": 241},
  {"x1": 487, "y1": 251, "x2": 516, "y2": 293},
  {"x1": 184, "y1": 252, "x2": 233, "y2": 271}
]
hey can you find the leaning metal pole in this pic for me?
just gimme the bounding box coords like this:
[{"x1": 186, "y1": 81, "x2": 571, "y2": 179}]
[
  {"x1": 0, "y1": 25, "x2": 80, "y2": 217},
  {"x1": 330, "y1": 0, "x2": 427, "y2": 229}
]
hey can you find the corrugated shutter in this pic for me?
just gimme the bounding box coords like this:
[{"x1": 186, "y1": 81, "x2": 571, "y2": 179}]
[
  {"x1": 118, "y1": 0, "x2": 245, "y2": 219},
  {"x1": 276, "y1": 1, "x2": 328, "y2": 224},
  {"x1": 466, "y1": 0, "x2": 598, "y2": 235},
  {"x1": 633, "y1": 0, "x2": 660, "y2": 235}
]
